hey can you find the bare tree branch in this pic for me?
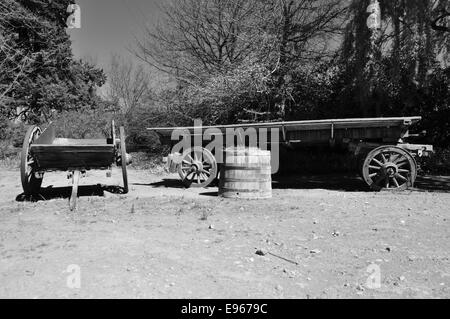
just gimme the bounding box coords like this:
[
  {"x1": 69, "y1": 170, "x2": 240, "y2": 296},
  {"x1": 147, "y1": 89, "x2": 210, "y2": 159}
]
[
  {"x1": 106, "y1": 55, "x2": 152, "y2": 116},
  {"x1": 431, "y1": 10, "x2": 450, "y2": 32}
]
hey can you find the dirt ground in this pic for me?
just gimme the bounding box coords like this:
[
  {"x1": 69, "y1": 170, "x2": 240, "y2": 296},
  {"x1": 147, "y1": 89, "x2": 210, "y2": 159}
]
[{"x1": 0, "y1": 167, "x2": 449, "y2": 299}]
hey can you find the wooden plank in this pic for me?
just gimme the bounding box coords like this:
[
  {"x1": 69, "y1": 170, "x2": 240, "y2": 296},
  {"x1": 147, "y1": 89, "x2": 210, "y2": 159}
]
[
  {"x1": 34, "y1": 124, "x2": 55, "y2": 145},
  {"x1": 287, "y1": 126, "x2": 404, "y2": 143},
  {"x1": 52, "y1": 138, "x2": 108, "y2": 145},
  {"x1": 147, "y1": 116, "x2": 422, "y2": 137},
  {"x1": 30, "y1": 145, "x2": 114, "y2": 170}
]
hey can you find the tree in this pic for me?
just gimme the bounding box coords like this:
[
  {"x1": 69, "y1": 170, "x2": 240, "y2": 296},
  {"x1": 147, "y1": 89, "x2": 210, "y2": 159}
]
[
  {"x1": 135, "y1": 0, "x2": 347, "y2": 122},
  {"x1": 106, "y1": 54, "x2": 152, "y2": 117},
  {"x1": 338, "y1": 0, "x2": 449, "y2": 117},
  {"x1": 135, "y1": 0, "x2": 260, "y2": 85},
  {"x1": 255, "y1": 0, "x2": 348, "y2": 118},
  {"x1": 0, "y1": 0, "x2": 106, "y2": 123}
]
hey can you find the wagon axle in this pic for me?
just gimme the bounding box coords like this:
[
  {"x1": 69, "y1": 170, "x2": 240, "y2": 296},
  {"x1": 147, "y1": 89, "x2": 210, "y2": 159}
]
[
  {"x1": 34, "y1": 171, "x2": 44, "y2": 179},
  {"x1": 189, "y1": 160, "x2": 203, "y2": 172}
]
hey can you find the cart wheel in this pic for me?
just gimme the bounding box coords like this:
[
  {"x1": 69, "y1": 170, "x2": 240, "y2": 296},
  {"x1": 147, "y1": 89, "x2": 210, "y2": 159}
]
[
  {"x1": 119, "y1": 126, "x2": 129, "y2": 194},
  {"x1": 362, "y1": 146, "x2": 417, "y2": 191},
  {"x1": 21, "y1": 126, "x2": 43, "y2": 194},
  {"x1": 178, "y1": 147, "x2": 217, "y2": 188}
]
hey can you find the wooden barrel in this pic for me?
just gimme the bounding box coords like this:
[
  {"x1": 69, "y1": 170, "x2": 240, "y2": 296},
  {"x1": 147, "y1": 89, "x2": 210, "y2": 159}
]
[{"x1": 219, "y1": 148, "x2": 272, "y2": 199}]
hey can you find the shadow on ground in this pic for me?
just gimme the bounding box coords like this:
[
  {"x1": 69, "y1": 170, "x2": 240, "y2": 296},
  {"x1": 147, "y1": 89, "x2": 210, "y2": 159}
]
[
  {"x1": 19, "y1": 175, "x2": 447, "y2": 203},
  {"x1": 134, "y1": 179, "x2": 187, "y2": 189},
  {"x1": 139, "y1": 178, "x2": 222, "y2": 189},
  {"x1": 143, "y1": 174, "x2": 450, "y2": 194},
  {"x1": 16, "y1": 184, "x2": 126, "y2": 203},
  {"x1": 143, "y1": 175, "x2": 370, "y2": 193},
  {"x1": 273, "y1": 174, "x2": 450, "y2": 193},
  {"x1": 414, "y1": 175, "x2": 450, "y2": 192},
  {"x1": 272, "y1": 174, "x2": 369, "y2": 192}
]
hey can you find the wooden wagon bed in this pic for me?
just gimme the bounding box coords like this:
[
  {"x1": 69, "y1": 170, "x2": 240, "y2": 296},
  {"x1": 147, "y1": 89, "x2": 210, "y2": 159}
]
[
  {"x1": 147, "y1": 116, "x2": 433, "y2": 191},
  {"x1": 30, "y1": 142, "x2": 115, "y2": 170},
  {"x1": 149, "y1": 116, "x2": 422, "y2": 145},
  {"x1": 21, "y1": 121, "x2": 130, "y2": 210}
]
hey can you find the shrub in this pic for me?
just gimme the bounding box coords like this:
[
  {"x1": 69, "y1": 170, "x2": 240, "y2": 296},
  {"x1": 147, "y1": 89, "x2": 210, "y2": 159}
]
[
  {"x1": 418, "y1": 147, "x2": 450, "y2": 175},
  {"x1": 123, "y1": 106, "x2": 178, "y2": 152},
  {"x1": 0, "y1": 118, "x2": 28, "y2": 160},
  {"x1": 51, "y1": 105, "x2": 115, "y2": 139}
]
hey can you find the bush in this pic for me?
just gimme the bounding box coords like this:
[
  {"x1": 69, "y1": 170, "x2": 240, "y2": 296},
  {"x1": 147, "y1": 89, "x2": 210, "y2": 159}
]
[
  {"x1": 0, "y1": 117, "x2": 27, "y2": 168},
  {"x1": 127, "y1": 151, "x2": 168, "y2": 174},
  {"x1": 51, "y1": 105, "x2": 115, "y2": 139},
  {"x1": 123, "y1": 106, "x2": 178, "y2": 153},
  {"x1": 418, "y1": 147, "x2": 450, "y2": 176},
  {"x1": 0, "y1": 118, "x2": 27, "y2": 161}
]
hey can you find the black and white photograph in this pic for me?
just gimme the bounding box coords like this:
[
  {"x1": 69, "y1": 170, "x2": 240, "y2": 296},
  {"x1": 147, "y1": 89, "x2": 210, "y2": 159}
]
[{"x1": 0, "y1": 0, "x2": 449, "y2": 302}]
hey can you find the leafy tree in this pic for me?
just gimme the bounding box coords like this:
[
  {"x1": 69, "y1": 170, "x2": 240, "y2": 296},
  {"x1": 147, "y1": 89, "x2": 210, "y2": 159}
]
[
  {"x1": 135, "y1": 0, "x2": 347, "y2": 123},
  {"x1": 133, "y1": 0, "x2": 448, "y2": 151},
  {"x1": 338, "y1": 0, "x2": 449, "y2": 116},
  {"x1": 0, "y1": 0, "x2": 106, "y2": 123},
  {"x1": 254, "y1": 0, "x2": 347, "y2": 118}
]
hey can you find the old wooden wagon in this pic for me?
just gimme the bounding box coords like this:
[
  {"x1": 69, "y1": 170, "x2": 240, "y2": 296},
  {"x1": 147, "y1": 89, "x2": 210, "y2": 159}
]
[
  {"x1": 148, "y1": 116, "x2": 433, "y2": 191},
  {"x1": 21, "y1": 121, "x2": 130, "y2": 210}
]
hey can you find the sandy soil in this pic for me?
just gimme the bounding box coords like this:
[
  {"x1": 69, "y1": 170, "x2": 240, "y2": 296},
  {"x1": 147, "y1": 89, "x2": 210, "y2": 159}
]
[{"x1": 0, "y1": 167, "x2": 449, "y2": 299}]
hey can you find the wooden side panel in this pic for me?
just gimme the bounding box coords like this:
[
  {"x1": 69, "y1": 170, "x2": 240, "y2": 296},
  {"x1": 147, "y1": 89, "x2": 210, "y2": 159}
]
[
  {"x1": 287, "y1": 127, "x2": 404, "y2": 143},
  {"x1": 52, "y1": 138, "x2": 108, "y2": 145},
  {"x1": 34, "y1": 125, "x2": 55, "y2": 145},
  {"x1": 148, "y1": 116, "x2": 421, "y2": 138},
  {"x1": 165, "y1": 126, "x2": 404, "y2": 145},
  {"x1": 149, "y1": 117, "x2": 419, "y2": 145},
  {"x1": 30, "y1": 145, "x2": 115, "y2": 170}
]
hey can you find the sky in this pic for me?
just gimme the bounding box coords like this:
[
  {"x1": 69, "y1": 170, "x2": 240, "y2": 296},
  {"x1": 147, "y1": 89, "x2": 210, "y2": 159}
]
[{"x1": 68, "y1": 0, "x2": 164, "y2": 70}]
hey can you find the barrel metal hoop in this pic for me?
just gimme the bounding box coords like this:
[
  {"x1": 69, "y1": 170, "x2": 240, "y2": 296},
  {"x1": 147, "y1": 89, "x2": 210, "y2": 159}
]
[
  {"x1": 223, "y1": 165, "x2": 271, "y2": 170},
  {"x1": 221, "y1": 178, "x2": 271, "y2": 183}
]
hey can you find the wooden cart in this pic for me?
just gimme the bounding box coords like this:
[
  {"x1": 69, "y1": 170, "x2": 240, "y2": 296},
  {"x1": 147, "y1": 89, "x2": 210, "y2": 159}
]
[
  {"x1": 148, "y1": 116, "x2": 433, "y2": 191},
  {"x1": 21, "y1": 121, "x2": 130, "y2": 210}
]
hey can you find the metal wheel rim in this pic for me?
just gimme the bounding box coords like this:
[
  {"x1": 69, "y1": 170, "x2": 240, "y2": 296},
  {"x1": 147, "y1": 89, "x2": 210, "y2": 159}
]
[
  {"x1": 20, "y1": 126, "x2": 42, "y2": 194},
  {"x1": 362, "y1": 146, "x2": 417, "y2": 191},
  {"x1": 178, "y1": 147, "x2": 217, "y2": 188}
]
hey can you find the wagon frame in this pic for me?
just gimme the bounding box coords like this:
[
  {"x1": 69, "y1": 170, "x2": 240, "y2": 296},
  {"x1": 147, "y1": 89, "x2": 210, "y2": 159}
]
[
  {"x1": 21, "y1": 120, "x2": 130, "y2": 210},
  {"x1": 148, "y1": 116, "x2": 433, "y2": 191}
]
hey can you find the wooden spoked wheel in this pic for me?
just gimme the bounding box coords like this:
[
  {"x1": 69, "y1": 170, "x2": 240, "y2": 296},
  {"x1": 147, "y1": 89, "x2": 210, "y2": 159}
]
[
  {"x1": 21, "y1": 126, "x2": 43, "y2": 195},
  {"x1": 119, "y1": 126, "x2": 129, "y2": 194},
  {"x1": 362, "y1": 146, "x2": 417, "y2": 191},
  {"x1": 178, "y1": 147, "x2": 217, "y2": 188}
]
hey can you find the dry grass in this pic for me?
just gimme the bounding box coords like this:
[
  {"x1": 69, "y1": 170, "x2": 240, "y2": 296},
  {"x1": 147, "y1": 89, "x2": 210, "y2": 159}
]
[
  {"x1": 128, "y1": 151, "x2": 166, "y2": 174},
  {"x1": 0, "y1": 151, "x2": 20, "y2": 169}
]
